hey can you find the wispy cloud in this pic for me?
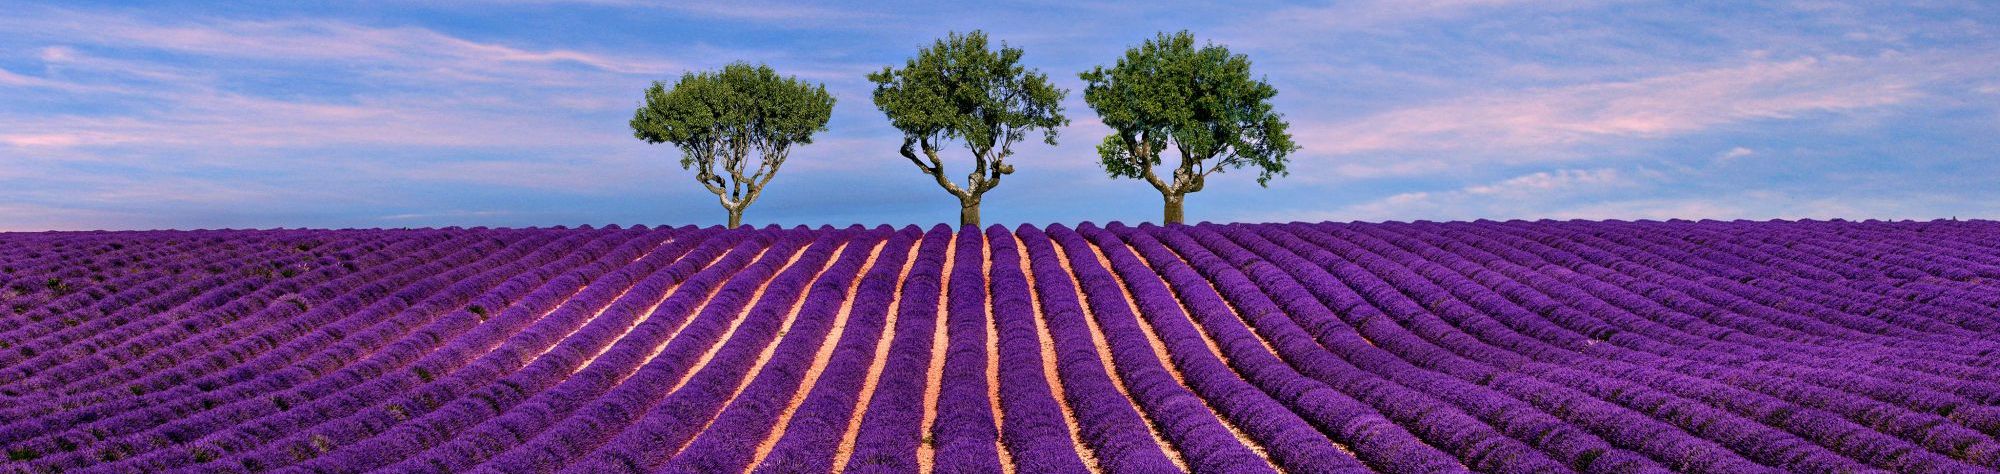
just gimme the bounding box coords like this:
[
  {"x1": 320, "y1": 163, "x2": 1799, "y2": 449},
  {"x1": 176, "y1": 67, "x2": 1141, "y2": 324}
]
[
  {"x1": 646, "y1": 1, "x2": 884, "y2": 23},
  {"x1": 1254, "y1": 0, "x2": 1594, "y2": 33},
  {"x1": 1, "y1": 2, "x2": 1996, "y2": 230},
  {"x1": 1327, "y1": 167, "x2": 1633, "y2": 221},
  {"x1": 1715, "y1": 146, "x2": 1755, "y2": 163},
  {"x1": 0, "y1": 6, "x2": 705, "y2": 230},
  {"x1": 0, "y1": 10, "x2": 675, "y2": 75},
  {"x1": 0, "y1": 8, "x2": 676, "y2": 157},
  {"x1": 461, "y1": 0, "x2": 888, "y2": 26},
  {"x1": 1537, "y1": 192, "x2": 1964, "y2": 221},
  {"x1": 1294, "y1": 56, "x2": 1925, "y2": 166},
  {"x1": 1463, "y1": 168, "x2": 1624, "y2": 195},
  {"x1": 381, "y1": 210, "x2": 513, "y2": 221},
  {"x1": 0, "y1": 92, "x2": 627, "y2": 150},
  {"x1": 1271, "y1": 175, "x2": 1983, "y2": 223}
]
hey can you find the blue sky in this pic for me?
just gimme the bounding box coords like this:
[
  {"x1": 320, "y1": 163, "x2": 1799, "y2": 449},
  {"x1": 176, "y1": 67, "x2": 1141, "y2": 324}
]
[{"x1": 1, "y1": 1, "x2": 1996, "y2": 230}]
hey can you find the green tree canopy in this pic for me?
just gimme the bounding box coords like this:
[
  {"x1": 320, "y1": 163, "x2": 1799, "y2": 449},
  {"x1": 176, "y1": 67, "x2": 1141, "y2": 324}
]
[
  {"x1": 869, "y1": 30, "x2": 1067, "y2": 227},
  {"x1": 632, "y1": 62, "x2": 834, "y2": 228},
  {"x1": 1081, "y1": 31, "x2": 1297, "y2": 224}
]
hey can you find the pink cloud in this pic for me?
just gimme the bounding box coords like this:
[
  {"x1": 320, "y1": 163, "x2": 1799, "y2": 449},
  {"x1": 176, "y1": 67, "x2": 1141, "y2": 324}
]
[
  {"x1": 1, "y1": 11, "x2": 677, "y2": 79},
  {"x1": 0, "y1": 133, "x2": 90, "y2": 148},
  {"x1": 1295, "y1": 56, "x2": 1922, "y2": 158},
  {"x1": 1324, "y1": 167, "x2": 1630, "y2": 221},
  {"x1": 0, "y1": 66, "x2": 120, "y2": 94},
  {"x1": 0, "y1": 93, "x2": 621, "y2": 150},
  {"x1": 472, "y1": 0, "x2": 886, "y2": 25},
  {"x1": 1715, "y1": 146, "x2": 1756, "y2": 162},
  {"x1": 1464, "y1": 168, "x2": 1623, "y2": 195},
  {"x1": 0, "y1": 68, "x2": 50, "y2": 87},
  {"x1": 0, "y1": 11, "x2": 672, "y2": 152},
  {"x1": 1253, "y1": 0, "x2": 1595, "y2": 34}
]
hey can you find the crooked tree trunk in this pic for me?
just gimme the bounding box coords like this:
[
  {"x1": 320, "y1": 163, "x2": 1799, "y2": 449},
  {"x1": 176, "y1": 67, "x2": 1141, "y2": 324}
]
[
  {"x1": 726, "y1": 207, "x2": 744, "y2": 229},
  {"x1": 1163, "y1": 192, "x2": 1185, "y2": 225},
  {"x1": 958, "y1": 198, "x2": 981, "y2": 228}
]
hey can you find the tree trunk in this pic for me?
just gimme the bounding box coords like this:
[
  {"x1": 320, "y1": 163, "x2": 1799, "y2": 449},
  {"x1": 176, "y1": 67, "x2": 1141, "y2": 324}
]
[
  {"x1": 1163, "y1": 192, "x2": 1185, "y2": 225},
  {"x1": 726, "y1": 208, "x2": 744, "y2": 229},
  {"x1": 959, "y1": 199, "x2": 980, "y2": 228}
]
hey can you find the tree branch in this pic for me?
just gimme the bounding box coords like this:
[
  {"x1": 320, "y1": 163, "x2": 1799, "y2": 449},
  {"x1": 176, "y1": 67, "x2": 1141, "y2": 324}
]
[
  {"x1": 996, "y1": 130, "x2": 1016, "y2": 162},
  {"x1": 910, "y1": 135, "x2": 968, "y2": 199},
  {"x1": 1202, "y1": 154, "x2": 1241, "y2": 178},
  {"x1": 978, "y1": 158, "x2": 1005, "y2": 194},
  {"x1": 899, "y1": 137, "x2": 938, "y2": 175},
  {"x1": 694, "y1": 139, "x2": 732, "y2": 202},
  {"x1": 1124, "y1": 130, "x2": 1171, "y2": 194},
  {"x1": 729, "y1": 134, "x2": 753, "y2": 201},
  {"x1": 740, "y1": 144, "x2": 785, "y2": 208}
]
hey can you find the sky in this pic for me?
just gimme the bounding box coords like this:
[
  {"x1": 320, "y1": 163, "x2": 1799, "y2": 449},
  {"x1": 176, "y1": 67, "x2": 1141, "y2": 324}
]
[{"x1": 1, "y1": 1, "x2": 1996, "y2": 231}]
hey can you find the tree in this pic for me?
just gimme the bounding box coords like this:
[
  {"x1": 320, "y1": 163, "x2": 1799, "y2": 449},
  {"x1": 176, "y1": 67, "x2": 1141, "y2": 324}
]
[
  {"x1": 869, "y1": 31, "x2": 1068, "y2": 227},
  {"x1": 1080, "y1": 31, "x2": 1297, "y2": 225},
  {"x1": 632, "y1": 62, "x2": 834, "y2": 228}
]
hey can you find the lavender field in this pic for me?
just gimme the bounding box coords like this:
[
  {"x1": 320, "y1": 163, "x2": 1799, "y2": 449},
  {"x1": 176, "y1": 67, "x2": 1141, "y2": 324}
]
[{"x1": 2, "y1": 220, "x2": 1998, "y2": 473}]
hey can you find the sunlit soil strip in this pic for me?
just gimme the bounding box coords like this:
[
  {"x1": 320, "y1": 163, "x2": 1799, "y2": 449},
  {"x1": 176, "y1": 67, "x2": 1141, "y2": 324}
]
[
  {"x1": 984, "y1": 232, "x2": 1017, "y2": 474},
  {"x1": 621, "y1": 245, "x2": 775, "y2": 383},
  {"x1": 524, "y1": 240, "x2": 676, "y2": 367},
  {"x1": 916, "y1": 236, "x2": 955, "y2": 473},
  {"x1": 574, "y1": 285, "x2": 679, "y2": 372},
  {"x1": 1014, "y1": 234, "x2": 1102, "y2": 472},
  {"x1": 660, "y1": 244, "x2": 810, "y2": 395},
  {"x1": 744, "y1": 239, "x2": 891, "y2": 472},
  {"x1": 500, "y1": 237, "x2": 671, "y2": 363},
  {"x1": 462, "y1": 241, "x2": 650, "y2": 383},
  {"x1": 1085, "y1": 239, "x2": 1280, "y2": 471},
  {"x1": 1049, "y1": 241, "x2": 1190, "y2": 472},
  {"x1": 575, "y1": 241, "x2": 729, "y2": 374},
  {"x1": 829, "y1": 241, "x2": 925, "y2": 472},
  {"x1": 1149, "y1": 238, "x2": 1284, "y2": 361},
  {"x1": 1136, "y1": 235, "x2": 1360, "y2": 458},
  {"x1": 663, "y1": 240, "x2": 855, "y2": 458}
]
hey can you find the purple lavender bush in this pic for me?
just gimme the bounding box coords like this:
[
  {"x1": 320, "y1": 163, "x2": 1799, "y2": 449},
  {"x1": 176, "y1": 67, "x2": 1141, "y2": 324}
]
[{"x1": 1, "y1": 220, "x2": 1996, "y2": 473}]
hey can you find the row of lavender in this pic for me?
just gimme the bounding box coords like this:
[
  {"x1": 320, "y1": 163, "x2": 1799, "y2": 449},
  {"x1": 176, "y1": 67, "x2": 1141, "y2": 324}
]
[{"x1": 2, "y1": 220, "x2": 1997, "y2": 473}]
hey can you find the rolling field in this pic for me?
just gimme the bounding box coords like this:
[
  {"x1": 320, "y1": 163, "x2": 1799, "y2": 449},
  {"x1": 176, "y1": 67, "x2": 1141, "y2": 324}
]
[{"x1": 2, "y1": 220, "x2": 1999, "y2": 473}]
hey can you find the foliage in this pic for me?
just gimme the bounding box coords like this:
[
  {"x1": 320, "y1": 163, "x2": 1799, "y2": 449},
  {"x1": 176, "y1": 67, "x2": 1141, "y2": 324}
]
[
  {"x1": 869, "y1": 31, "x2": 1067, "y2": 225},
  {"x1": 632, "y1": 62, "x2": 835, "y2": 227},
  {"x1": 1081, "y1": 31, "x2": 1296, "y2": 222}
]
